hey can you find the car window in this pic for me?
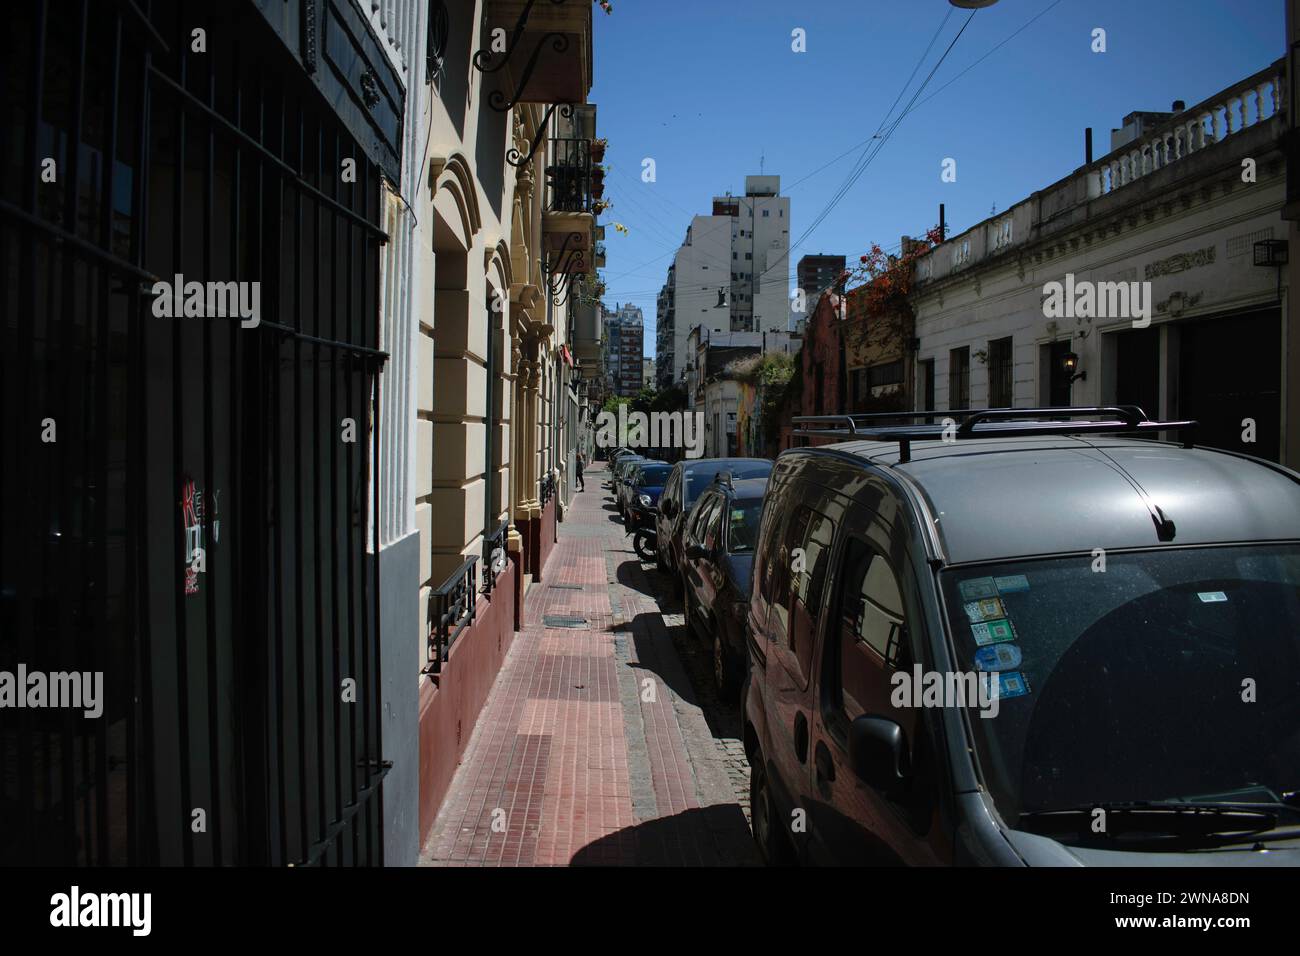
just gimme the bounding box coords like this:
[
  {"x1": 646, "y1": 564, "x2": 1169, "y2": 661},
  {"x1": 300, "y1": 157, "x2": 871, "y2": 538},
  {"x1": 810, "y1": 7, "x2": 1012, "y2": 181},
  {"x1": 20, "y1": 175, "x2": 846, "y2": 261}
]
[
  {"x1": 836, "y1": 538, "x2": 909, "y2": 722},
  {"x1": 767, "y1": 502, "x2": 835, "y2": 684},
  {"x1": 689, "y1": 493, "x2": 716, "y2": 543},
  {"x1": 789, "y1": 506, "x2": 835, "y2": 681},
  {"x1": 726, "y1": 499, "x2": 764, "y2": 554},
  {"x1": 703, "y1": 498, "x2": 725, "y2": 551},
  {"x1": 639, "y1": 465, "x2": 672, "y2": 485}
]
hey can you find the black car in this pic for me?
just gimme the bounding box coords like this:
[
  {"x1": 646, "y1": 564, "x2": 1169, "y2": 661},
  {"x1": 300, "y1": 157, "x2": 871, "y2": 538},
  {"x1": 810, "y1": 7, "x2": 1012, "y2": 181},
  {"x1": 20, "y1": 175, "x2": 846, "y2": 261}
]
[
  {"x1": 680, "y1": 474, "x2": 768, "y2": 699},
  {"x1": 745, "y1": 408, "x2": 1300, "y2": 867},
  {"x1": 655, "y1": 457, "x2": 772, "y2": 588}
]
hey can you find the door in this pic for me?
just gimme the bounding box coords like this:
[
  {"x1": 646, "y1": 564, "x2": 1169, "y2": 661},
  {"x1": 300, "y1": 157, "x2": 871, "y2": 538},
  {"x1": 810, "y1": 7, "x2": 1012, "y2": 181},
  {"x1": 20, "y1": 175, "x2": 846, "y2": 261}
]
[
  {"x1": 761, "y1": 495, "x2": 836, "y2": 855},
  {"x1": 806, "y1": 527, "x2": 948, "y2": 866},
  {"x1": 1179, "y1": 310, "x2": 1281, "y2": 462},
  {"x1": 683, "y1": 492, "x2": 721, "y2": 619}
]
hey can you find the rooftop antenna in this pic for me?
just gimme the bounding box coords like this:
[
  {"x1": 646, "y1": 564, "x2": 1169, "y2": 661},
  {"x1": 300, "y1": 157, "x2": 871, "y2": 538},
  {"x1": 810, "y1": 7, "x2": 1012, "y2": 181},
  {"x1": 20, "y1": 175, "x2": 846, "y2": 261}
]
[{"x1": 760, "y1": 151, "x2": 765, "y2": 175}]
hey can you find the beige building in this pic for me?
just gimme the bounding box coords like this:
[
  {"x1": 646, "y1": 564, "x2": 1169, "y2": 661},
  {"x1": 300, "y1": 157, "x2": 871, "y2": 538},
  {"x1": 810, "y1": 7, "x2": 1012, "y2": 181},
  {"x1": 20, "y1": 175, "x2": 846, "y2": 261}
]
[{"x1": 393, "y1": 0, "x2": 598, "y2": 845}]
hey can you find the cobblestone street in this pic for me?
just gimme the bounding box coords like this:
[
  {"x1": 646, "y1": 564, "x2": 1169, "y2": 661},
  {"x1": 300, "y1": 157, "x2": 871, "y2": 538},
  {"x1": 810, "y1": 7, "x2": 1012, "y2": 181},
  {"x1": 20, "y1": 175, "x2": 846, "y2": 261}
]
[{"x1": 420, "y1": 462, "x2": 758, "y2": 866}]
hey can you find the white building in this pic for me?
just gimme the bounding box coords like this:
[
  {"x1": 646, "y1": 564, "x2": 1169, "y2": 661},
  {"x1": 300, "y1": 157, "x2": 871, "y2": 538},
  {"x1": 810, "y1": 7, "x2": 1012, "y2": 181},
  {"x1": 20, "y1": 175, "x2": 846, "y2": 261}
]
[
  {"x1": 657, "y1": 176, "x2": 791, "y2": 387},
  {"x1": 911, "y1": 61, "x2": 1294, "y2": 466}
]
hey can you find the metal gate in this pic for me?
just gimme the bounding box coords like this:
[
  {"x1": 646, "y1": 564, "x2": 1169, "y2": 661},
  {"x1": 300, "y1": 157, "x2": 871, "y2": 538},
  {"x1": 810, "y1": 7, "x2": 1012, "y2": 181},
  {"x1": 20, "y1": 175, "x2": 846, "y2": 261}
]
[{"x1": 1, "y1": 0, "x2": 395, "y2": 866}]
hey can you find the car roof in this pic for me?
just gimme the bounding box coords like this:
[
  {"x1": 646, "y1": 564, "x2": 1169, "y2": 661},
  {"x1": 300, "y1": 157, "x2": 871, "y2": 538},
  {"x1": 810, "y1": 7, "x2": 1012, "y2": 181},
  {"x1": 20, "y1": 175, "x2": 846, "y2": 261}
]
[
  {"x1": 787, "y1": 436, "x2": 1300, "y2": 565},
  {"x1": 699, "y1": 476, "x2": 768, "y2": 501}
]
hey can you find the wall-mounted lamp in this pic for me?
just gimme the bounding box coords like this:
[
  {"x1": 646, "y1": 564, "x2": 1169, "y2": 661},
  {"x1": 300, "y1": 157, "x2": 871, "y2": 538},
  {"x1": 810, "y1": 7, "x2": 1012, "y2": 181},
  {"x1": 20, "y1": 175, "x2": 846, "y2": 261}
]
[
  {"x1": 1254, "y1": 239, "x2": 1289, "y2": 267},
  {"x1": 1061, "y1": 351, "x2": 1086, "y2": 383},
  {"x1": 1254, "y1": 239, "x2": 1288, "y2": 301}
]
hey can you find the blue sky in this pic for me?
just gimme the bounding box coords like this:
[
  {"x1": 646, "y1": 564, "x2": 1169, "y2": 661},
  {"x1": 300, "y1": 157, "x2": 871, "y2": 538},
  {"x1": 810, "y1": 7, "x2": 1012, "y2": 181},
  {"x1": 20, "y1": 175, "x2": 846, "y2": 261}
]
[{"x1": 589, "y1": 0, "x2": 1283, "y2": 354}]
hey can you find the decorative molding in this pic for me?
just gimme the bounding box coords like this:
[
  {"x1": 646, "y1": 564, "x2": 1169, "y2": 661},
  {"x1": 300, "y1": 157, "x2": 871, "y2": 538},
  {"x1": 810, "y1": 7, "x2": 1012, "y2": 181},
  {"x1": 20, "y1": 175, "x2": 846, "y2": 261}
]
[{"x1": 1144, "y1": 245, "x2": 1217, "y2": 280}]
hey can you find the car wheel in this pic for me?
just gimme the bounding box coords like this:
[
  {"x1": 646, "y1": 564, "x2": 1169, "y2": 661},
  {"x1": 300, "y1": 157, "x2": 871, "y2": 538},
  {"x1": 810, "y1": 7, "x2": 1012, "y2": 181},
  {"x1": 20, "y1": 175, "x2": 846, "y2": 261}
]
[{"x1": 750, "y1": 756, "x2": 794, "y2": 866}]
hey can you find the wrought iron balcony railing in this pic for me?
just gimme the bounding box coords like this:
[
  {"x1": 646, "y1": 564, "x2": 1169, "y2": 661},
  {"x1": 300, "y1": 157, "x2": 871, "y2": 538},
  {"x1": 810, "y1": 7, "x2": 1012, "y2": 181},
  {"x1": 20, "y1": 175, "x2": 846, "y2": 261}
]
[
  {"x1": 545, "y1": 137, "x2": 592, "y2": 214},
  {"x1": 481, "y1": 519, "x2": 511, "y2": 595},
  {"x1": 426, "y1": 556, "x2": 479, "y2": 675}
]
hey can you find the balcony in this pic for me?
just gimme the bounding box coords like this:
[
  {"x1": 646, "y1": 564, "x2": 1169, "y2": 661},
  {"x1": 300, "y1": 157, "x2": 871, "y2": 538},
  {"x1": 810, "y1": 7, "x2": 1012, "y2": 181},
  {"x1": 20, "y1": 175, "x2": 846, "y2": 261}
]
[
  {"x1": 544, "y1": 136, "x2": 594, "y2": 274},
  {"x1": 480, "y1": 0, "x2": 593, "y2": 107}
]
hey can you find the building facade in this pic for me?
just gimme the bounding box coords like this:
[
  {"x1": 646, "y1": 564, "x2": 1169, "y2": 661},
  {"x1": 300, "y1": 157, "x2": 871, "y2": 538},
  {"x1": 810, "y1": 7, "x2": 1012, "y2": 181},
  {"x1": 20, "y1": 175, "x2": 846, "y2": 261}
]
[
  {"x1": 911, "y1": 61, "x2": 1293, "y2": 465},
  {"x1": 657, "y1": 176, "x2": 791, "y2": 388},
  {"x1": 601, "y1": 302, "x2": 644, "y2": 396},
  {"x1": 409, "y1": 0, "x2": 598, "y2": 848}
]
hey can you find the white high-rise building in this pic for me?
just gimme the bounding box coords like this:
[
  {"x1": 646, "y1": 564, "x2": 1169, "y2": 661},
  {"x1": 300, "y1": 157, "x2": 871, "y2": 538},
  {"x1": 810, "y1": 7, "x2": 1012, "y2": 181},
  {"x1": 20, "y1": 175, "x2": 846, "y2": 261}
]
[{"x1": 656, "y1": 176, "x2": 790, "y2": 388}]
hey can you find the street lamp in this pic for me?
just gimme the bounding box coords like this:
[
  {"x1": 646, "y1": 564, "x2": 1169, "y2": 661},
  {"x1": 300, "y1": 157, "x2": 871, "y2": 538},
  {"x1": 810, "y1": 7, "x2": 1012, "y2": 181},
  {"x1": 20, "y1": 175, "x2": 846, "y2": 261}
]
[{"x1": 949, "y1": 1, "x2": 1000, "y2": 7}]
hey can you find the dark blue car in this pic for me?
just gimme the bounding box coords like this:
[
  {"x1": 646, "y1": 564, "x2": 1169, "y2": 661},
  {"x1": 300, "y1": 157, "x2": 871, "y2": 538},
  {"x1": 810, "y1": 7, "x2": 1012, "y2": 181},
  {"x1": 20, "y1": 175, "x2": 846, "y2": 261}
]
[{"x1": 623, "y1": 461, "x2": 672, "y2": 530}]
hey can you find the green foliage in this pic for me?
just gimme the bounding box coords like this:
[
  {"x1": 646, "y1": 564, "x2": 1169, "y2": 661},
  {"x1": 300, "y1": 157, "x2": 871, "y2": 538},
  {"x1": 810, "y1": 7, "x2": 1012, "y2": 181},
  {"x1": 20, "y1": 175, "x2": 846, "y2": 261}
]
[
  {"x1": 601, "y1": 395, "x2": 631, "y2": 415},
  {"x1": 650, "y1": 385, "x2": 688, "y2": 413}
]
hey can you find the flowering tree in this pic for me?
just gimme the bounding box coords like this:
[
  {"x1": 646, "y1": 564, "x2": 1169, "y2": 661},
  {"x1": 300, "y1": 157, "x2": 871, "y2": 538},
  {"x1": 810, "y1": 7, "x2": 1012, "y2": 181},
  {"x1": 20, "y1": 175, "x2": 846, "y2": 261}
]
[
  {"x1": 840, "y1": 224, "x2": 944, "y2": 315},
  {"x1": 837, "y1": 224, "x2": 944, "y2": 407}
]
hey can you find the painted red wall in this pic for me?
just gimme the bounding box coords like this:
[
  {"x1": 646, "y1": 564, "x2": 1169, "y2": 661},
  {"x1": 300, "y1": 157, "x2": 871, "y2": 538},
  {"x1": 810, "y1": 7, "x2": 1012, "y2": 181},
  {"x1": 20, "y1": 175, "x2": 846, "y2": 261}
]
[{"x1": 417, "y1": 560, "x2": 517, "y2": 843}]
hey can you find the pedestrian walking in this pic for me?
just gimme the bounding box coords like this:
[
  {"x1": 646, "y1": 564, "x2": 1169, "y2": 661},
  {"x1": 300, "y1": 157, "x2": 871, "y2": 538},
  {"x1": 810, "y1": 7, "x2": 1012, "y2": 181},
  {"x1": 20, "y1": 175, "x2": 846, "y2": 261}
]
[{"x1": 576, "y1": 452, "x2": 585, "y2": 491}]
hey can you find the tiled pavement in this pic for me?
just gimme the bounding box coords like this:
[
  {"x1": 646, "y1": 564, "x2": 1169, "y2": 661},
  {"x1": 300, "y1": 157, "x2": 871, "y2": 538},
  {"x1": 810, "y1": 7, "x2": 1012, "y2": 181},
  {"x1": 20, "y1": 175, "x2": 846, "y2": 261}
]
[{"x1": 420, "y1": 462, "x2": 758, "y2": 866}]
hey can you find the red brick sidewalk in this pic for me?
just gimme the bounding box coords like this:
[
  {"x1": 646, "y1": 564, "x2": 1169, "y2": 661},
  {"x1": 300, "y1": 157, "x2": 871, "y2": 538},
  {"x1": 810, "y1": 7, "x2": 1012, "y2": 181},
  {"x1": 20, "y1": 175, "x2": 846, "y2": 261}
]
[{"x1": 420, "y1": 462, "x2": 756, "y2": 866}]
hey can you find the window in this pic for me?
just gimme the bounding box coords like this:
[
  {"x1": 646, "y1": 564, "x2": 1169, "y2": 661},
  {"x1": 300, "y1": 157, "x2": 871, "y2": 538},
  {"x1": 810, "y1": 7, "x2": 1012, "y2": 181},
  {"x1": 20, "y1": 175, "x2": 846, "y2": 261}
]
[
  {"x1": 988, "y1": 337, "x2": 1013, "y2": 408},
  {"x1": 703, "y1": 499, "x2": 725, "y2": 551},
  {"x1": 835, "y1": 539, "x2": 908, "y2": 722},
  {"x1": 745, "y1": 252, "x2": 753, "y2": 260},
  {"x1": 949, "y1": 347, "x2": 970, "y2": 411},
  {"x1": 867, "y1": 360, "x2": 904, "y2": 389},
  {"x1": 762, "y1": 209, "x2": 770, "y2": 217},
  {"x1": 771, "y1": 504, "x2": 836, "y2": 683},
  {"x1": 726, "y1": 499, "x2": 764, "y2": 553}
]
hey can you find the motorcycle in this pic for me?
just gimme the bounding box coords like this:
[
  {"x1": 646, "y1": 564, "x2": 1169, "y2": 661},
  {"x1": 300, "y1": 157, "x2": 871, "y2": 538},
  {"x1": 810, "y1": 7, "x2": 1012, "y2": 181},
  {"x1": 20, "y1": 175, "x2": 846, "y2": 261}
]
[{"x1": 627, "y1": 515, "x2": 658, "y2": 563}]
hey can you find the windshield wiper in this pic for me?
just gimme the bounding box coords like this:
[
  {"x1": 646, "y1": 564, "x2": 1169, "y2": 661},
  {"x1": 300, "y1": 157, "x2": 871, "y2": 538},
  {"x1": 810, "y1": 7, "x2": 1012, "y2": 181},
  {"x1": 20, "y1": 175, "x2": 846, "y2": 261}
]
[{"x1": 1019, "y1": 801, "x2": 1278, "y2": 844}]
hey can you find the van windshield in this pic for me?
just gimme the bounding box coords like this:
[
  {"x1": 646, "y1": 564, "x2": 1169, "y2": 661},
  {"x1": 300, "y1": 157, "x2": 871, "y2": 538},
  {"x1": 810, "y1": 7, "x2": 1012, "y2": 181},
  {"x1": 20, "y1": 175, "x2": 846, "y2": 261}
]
[{"x1": 939, "y1": 545, "x2": 1300, "y2": 829}]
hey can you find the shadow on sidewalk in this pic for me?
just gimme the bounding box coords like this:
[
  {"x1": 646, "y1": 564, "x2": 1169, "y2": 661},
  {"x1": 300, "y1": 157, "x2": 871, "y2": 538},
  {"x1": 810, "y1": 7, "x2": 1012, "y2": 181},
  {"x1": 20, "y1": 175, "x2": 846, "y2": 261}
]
[{"x1": 569, "y1": 805, "x2": 760, "y2": 866}]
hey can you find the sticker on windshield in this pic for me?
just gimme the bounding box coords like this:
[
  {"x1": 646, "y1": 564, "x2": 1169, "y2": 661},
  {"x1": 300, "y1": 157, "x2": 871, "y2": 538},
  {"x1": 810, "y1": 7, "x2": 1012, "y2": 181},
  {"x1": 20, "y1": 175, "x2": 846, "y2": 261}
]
[
  {"x1": 974, "y1": 643, "x2": 1022, "y2": 671},
  {"x1": 996, "y1": 672, "x2": 1031, "y2": 699},
  {"x1": 964, "y1": 597, "x2": 1007, "y2": 624},
  {"x1": 971, "y1": 618, "x2": 1016, "y2": 646},
  {"x1": 993, "y1": 574, "x2": 1030, "y2": 594},
  {"x1": 1197, "y1": 591, "x2": 1228, "y2": 603},
  {"x1": 959, "y1": 577, "x2": 998, "y2": 601}
]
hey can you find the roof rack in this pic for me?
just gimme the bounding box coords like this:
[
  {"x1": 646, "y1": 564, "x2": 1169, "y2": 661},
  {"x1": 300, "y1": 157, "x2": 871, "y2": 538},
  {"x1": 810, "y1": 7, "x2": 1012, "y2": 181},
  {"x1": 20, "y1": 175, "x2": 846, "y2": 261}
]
[{"x1": 792, "y1": 406, "x2": 1197, "y2": 463}]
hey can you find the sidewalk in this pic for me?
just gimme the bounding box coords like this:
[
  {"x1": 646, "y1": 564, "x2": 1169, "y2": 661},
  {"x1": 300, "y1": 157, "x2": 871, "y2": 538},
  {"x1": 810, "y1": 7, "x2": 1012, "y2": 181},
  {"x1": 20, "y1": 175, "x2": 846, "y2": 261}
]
[{"x1": 420, "y1": 462, "x2": 758, "y2": 866}]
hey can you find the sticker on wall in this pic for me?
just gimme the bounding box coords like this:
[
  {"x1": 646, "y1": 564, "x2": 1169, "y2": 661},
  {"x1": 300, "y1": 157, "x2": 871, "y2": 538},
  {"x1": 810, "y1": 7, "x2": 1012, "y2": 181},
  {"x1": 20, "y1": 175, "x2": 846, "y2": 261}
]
[
  {"x1": 997, "y1": 671, "x2": 1031, "y2": 699},
  {"x1": 958, "y1": 577, "x2": 998, "y2": 601},
  {"x1": 971, "y1": 618, "x2": 1016, "y2": 647},
  {"x1": 180, "y1": 476, "x2": 220, "y2": 597},
  {"x1": 963, "y1": 597, "x2": 1007, "y2": 624},
  {"x1": 974, "y1": 643, "x2": 1023, "y2": 672}
]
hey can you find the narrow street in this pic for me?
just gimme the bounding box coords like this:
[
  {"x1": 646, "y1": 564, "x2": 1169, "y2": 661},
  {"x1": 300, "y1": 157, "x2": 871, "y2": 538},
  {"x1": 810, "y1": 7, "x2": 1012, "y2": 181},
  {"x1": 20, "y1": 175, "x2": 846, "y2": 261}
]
[{"x1": 420, "y1": 462, "x2": 758, "y2": 866}]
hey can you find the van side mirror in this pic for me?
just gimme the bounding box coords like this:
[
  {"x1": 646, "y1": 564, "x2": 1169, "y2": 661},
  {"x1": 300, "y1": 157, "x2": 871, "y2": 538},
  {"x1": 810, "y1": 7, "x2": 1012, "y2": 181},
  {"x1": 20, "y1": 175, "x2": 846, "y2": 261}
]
[{"x1": 848, "y1": 715, "x2": 908, "y2": 788}]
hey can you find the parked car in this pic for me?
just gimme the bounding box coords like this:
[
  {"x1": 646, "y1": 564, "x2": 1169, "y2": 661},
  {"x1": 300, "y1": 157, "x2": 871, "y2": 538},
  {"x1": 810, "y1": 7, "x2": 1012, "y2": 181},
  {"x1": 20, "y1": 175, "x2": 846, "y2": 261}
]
[
  {"x1": 606, "y1": 448, "x2": 637, "y2": 486},
  {"x1": 622, "y1": 461, "x2": 672, "y2": 530},
  {"x1": 610, "y1": 454, "x2": 646, "y2": 505},
  {"x1": 745, "y1": 407, "x2": 1300, "y2": 866},
  {"x1": 656, "y1": 458, "x2": 773, "y2": 586},
  {"x1": 679, "y1": 473, "x2": 769, "y2": 699}
]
